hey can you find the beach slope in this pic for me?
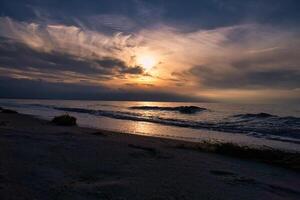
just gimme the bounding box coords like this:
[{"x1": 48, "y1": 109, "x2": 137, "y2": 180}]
[{"x1": 0, "y1": 112, "x2": 300, "y2": 200}]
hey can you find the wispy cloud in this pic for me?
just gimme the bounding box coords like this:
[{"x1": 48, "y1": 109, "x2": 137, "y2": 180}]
[{"x1": 0, "y1": 16, "x2": 299, "y2": 102}]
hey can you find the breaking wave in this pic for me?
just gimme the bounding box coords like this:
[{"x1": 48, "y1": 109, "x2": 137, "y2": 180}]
[
  {"x1": 129, "y1": 106, "x2": 206, "y2": 114},
  {"x1": 47, "y1": 105, "x2": 300, "y2": 144}
]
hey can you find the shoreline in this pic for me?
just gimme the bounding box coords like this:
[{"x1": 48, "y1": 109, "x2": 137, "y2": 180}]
[
  {"x1": 1, "y1": 111, "x2": 300, "y2": 199},
  {"x1": 1, "y1": 99, "x2": 300, "y2": 152},
  {"x1": 1, "y1": 111, "x2": 300, "y2": 170}
]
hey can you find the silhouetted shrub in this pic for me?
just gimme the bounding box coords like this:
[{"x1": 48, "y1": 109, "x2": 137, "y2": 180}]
[{"x1": 52, "y1": 114, "x2": 77, "y2": 126}]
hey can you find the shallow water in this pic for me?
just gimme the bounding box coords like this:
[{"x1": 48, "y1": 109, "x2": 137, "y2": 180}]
[{"x1": 1, "y1": 99, "x2": 299, "y2": 151}]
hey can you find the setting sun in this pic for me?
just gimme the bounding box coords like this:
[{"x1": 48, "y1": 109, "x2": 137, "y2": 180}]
[{"x1": 137, "y1": 55, "x2": 156, "y2": 70}]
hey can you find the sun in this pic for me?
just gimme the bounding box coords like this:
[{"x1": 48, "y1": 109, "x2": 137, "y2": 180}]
[{"x1": 137, "y1": 55, "x2": 156, "y2": 70}]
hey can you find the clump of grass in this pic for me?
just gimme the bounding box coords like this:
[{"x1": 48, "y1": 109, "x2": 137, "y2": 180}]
[
  {"x1": 51, "y1": 114, "x2": 77, "y2": 126},
  {"x1": 174, "y1": 142, "x2": 300, "y2": 171}
]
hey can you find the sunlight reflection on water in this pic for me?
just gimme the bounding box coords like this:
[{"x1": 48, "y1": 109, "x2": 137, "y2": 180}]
[{"x1": 1, "y1": 99, "x2": 299, "y2": 152}]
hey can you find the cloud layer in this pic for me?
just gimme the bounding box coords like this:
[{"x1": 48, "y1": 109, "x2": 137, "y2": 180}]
[{"x1": 0, "y1": 12, "x2": 299, "y2": 103}]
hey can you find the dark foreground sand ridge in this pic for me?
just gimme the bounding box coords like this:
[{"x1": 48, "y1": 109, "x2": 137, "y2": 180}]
[{"x1": 0, "y1": 112, "x2": 300, "y2": 200}]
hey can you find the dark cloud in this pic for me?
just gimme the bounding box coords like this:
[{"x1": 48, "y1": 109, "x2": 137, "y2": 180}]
[
  {"x1": 95, "y1": 58, "x2": 144, "y2": 75},
  {"x1": 1, "y1": 0, "x2": 299, "y2": 32},
  {"x1": 0, "y1": 1, "x2": 299, "y2": 102},
  {"x1": 0, "y1": 37, "x2": 144, "y2": 79},
  {"x1": 121, "y1": 66, "x2": 144, "y2": 74},
  {"x1": 185, "y1": 32, "x2": 300, "y2": 91},
  {"x1": 0, "y1": 76, "x2": 205, "y2": 102},
  {"x1": 190, "y1": 66, "x2": 300, "y2": 90},
  {"x1": 0, "y1": 76, "x2": 110, "y2": 100}
]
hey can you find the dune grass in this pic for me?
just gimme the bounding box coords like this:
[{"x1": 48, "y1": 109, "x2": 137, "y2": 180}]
[{"x1": 173, "y1": 141, "x2": 300, "y2": 171}]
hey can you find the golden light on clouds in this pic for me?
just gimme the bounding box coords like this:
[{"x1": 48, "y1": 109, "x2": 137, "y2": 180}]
[{"x1": 0, "y1": 16, "x2": 299, "y2": 103}]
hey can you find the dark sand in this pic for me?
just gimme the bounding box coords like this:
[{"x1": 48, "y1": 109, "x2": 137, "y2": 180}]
[{"x1": 0, "y1": 112, "x2": 300, "y2": 200}]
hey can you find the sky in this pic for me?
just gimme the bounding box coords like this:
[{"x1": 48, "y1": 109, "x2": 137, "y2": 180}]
[{"x1": 0, "y1": 0, "x2": 299, "y2": 103}]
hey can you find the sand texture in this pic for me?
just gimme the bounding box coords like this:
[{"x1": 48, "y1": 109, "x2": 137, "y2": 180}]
[{"x1": 0, "y1": 113, "x2": 300, "y2": 200}]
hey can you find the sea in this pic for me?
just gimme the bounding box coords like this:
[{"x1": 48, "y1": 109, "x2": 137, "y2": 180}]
[{"x1": 1, "y1": 99, "x2": 299, "y2": 152}]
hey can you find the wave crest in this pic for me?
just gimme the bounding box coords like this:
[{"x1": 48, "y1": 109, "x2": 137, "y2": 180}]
[
  {"x1": 28, "y1": 104, "x2": 300, "y2": 144},
  {"x1": 129, "y1": 106, "x2": 206, "y2": 114},
  {"x1": 233, "y1": 112, "x2": 276, "y2": 118}
]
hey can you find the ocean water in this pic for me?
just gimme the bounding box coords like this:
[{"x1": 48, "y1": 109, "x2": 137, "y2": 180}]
[{"x1": 1, "y1": 99, "x2": 300, "y2": 151}]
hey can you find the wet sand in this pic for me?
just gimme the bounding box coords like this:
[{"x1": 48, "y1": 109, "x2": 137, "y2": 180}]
[{"x1": 0, "y1": 112, "x2": 300, "y2": 200}]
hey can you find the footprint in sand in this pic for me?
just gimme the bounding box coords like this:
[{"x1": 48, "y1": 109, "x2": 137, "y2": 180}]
[
  {"x1": 128, "y1": 144, "x2": 172, "y2": 159},
  {"x1": 210, "y1": 170, "x2": 235, "y2": 176},
  {"x1": 0, "y1": 121, "x2": 9, "y2": 126},
  {"x1": 210, "y1": 170, "x2": 256, "y2": 185},
  {"x1": 210, "y1": 170, "x2": 300, "y2": 197},
  {"x1": 265, "y1": 184, "x2": 300, "y2": 197}
]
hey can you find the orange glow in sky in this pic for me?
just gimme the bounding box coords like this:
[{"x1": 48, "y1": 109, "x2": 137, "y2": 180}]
[{"x1": 136, "y1": 54, "x2": 157, "y2": 71}]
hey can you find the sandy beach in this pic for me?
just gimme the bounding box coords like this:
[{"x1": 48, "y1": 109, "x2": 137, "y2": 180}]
[{"x1": 0, "y1": 112, "x2": 300, "y2": 200}]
